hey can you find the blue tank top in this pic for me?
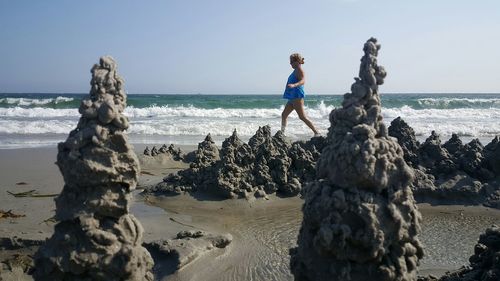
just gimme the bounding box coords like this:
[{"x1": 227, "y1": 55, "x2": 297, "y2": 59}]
[{"x1": 283, "y1": 70, "x2": 305, "y2": 100}]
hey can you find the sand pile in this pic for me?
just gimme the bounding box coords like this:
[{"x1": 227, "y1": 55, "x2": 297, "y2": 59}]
[
  {"x1": 388, "y1": 119, "x2": 500, "y2": 208},
  {"x1": 388, "y1": 117, "x2": 421, "y2": 167},
  {"x1": 140, "y1": 143, "x2": 190, "y2": 169},
  {"x1": 33, "y1": 57, "x2": 154, "y2": 280},
  {"x1": 290, "y1": 38, "x2": 424, "y2": 281},
  {"x1": 147, "y1": 230, "x2": 232, "y2": 270},
  {"x1": 143, "y1": 143, "x2": 185, "y2": 161},
  {"x1": 146, "y1": 126, "x2": 326, "y2": 198}
]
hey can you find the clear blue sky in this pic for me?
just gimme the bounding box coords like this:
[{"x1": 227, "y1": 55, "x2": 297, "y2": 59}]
[{"x1": 1, "y1": 0, "x2": 499, "y2": 94}]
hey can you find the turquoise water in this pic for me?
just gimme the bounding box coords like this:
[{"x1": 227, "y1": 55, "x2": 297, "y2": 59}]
[
  {"x1": 0, "y1": 93, "x2": 499, "y2": 148},
  {"x1": 2, "y1": 93, "x2": 500, "y2": 110}
]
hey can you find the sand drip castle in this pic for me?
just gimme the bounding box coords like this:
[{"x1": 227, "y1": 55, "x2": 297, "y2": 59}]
[
  {"x1": 33, "y1": 57, "x2": 154, "y2": 280},
  {"x1": 147, "y1": 126, "x2": 326, "y2": 198},
  {"x1": 388, "y1": 118, "x2": 500, "y2": 208},
  {"x1": 290, "y1": 38, "x2": 424, "y2": 281}
]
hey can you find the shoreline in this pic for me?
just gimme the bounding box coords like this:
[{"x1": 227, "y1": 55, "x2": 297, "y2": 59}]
[{"x1": 0, "y1": 133, "x2": 495, "y2": 152}]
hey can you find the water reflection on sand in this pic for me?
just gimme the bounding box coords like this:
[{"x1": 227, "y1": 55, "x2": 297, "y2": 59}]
[{"x1": 145, "y1": 195, "x2": 500, "y2": 281}]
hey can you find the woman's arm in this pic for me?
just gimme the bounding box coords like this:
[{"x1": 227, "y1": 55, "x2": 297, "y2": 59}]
[{"x1": 287, "y1": 68, "x2": 306, "y2": 88}]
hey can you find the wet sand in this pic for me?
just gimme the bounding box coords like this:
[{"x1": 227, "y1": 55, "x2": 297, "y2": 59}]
[
  {"x1": 0, "y1": 147, "x2": 62, "y2": 242},
  {"x1": 1, "y1": 146, "x2": 499, "y2": 280},
  {"x1": 418, "y1": 204, "x2": 500, "y2": 274},
  {"x1": 143, "y1": 195, "x2": 500, "y2": 280},
  {"x1": 139, "y1": 194, "x2": 302, "y2": 281}
]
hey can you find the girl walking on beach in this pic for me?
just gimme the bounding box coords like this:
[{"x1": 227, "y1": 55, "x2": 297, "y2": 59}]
[{"x1": 281, "y1": 53, "x2": 319, "y2": 137}]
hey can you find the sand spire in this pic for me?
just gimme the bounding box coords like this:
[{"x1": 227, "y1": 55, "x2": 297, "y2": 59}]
[
  {"x1": 34, "y1": 56, "x2": 154, "y2": 280},
  {"x1": 290, "y1": 38, "x2": 424, "y2": 281}
]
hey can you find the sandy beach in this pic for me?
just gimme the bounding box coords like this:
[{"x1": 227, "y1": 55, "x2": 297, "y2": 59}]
[
  {"x1": 2, "y1": 1, "x2": 500, "y2": 280},
  {"x1": 1, "y1": 145, "x2": 498, "y2": 280}
]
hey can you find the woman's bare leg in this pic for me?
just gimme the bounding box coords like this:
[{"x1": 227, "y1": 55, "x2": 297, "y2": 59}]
[
  {"x1": 281, "y1": 102, "x2": 294, "y2": 133},
  {"x1": 291, "y1": 98, "x2": 319, "y2": 134}
]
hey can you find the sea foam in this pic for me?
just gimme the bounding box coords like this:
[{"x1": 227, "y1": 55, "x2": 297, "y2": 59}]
[
  {"x1": 0, "y1": 98, "x2": 499, "y2": 148},
  {"x1": 0, "y1": 96, "x2": 74, "y2": 107},
  {"x1": 416, "y1": 97, "x2": 500, "y2": 108}
]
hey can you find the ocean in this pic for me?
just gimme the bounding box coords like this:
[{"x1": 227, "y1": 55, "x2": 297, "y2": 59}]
[{"x1": 1, "y1": 93, "x2": 499, "y2": 149}]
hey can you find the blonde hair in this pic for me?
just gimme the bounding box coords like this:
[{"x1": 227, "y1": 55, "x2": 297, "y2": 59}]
[{"x1": 290, "y1": 53, "x2": 305, "y2": 64}]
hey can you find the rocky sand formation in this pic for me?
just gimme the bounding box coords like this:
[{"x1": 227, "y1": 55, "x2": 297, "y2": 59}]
[
  {"x1": 290, "y1": 38, "x2": 424, "y2": 280},
  {"x1": 142, "y1": 116, "x2": 500, "y2": 208},
  {"x1": 143, "y1": 143, "x2": 185, "y2": 161},
  {"x1": 389, "y1": 117, "x2": 500, "y2": 208},
  {"x1": 144, "y1": 126, "x2": 326, "y2": 198},
  {"x1": 33, "y1": 57, "x2": 154, "y2": 280}
]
